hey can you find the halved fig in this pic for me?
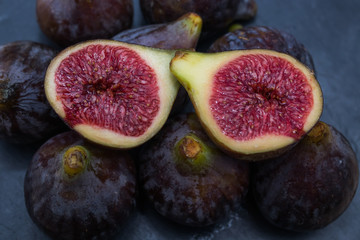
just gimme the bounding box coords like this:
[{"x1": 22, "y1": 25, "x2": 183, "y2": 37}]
[
  {"x1": 170, "y1": 49, "x2": 323, "y2": 160},
  {"x1": 45, "y1": 40, "x2": 180, "y2": 149},
  {"x1": 112, "y1": 12, "x2": 202, "y2": 50}
]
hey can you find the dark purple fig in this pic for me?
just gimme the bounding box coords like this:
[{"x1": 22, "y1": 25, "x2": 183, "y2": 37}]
[
  {"x1": 112, "y1": 12, "x2": 202, "y2": 50},
  {"x1": 24, "y1": 131, "x2": 137, "y2": 240},
  {"x1": 36, "y1": 0, "x2": 133, "y2": 46},
  {"x1": 139, "y1": 113, "x2": 250, "y2": 227},
  {"x1": 235, "y1": 0, "x2": 258, "y2": 21},
  {"x1": 252, "y1": 121, "x2": 359, "y2": 231},
  {"x1": 208, "y1": 25, "x2": 316, "y2": 74},
  {"x1": 0, "y1": 41, "x2": 67, "y2": 144},
  {"x1": 112, "y1": 12, "x2": 203, "y2": 116},
  {"x1": 140, "y1": 0, "x2": 257, "y2": 33}
]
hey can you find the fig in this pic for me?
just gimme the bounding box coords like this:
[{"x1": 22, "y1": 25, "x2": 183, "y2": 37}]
[
  {"x1": 0, "y1": 41, "x2": 67, "y2": 144},
  {"x1": 45, "y1": 40, "x2": 180, "y2": 149},
  {"x1": 139, "y1": 113, "x2": 250, "y2": 227},
  {"x1": 36, "y1": 0, "x2": 133, "y2": 46},
  {"x1": 24, "y1": 130, "x2": 137, "y2": 239},
  {"x1": 252, "y1": 121, "x2": 359, "y2": 231},
  {"x1": 112, "y1": 12, "x2": 203, "y2": 115},
  {"x1": 208, "y1": 25, "x2": 316, "y2": 74},
  {"x1": 170, "y1": 49, "x2": 323, "y2": 161},
  {"x1": 139, "y1": 0, "x2": 257, "y2": 32},
  {"x1": 112, "y1": 12, "x2": 202, "y2": 50}
]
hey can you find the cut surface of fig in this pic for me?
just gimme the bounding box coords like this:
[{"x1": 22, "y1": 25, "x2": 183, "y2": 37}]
[
  {"x1": 45, "y1": 40, "x2": 179, "y2": 148},
  {"x1": 170, "y1": 50, "x2": 323, "y2": 160}
]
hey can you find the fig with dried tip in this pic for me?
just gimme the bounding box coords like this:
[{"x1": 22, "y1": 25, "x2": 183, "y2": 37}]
[
  {"x1": 112, "y1": 12, "x2": 203, "y2": 50},
  {"x1": 139, "y1": 113, "x2": 250, "y2": 226},
  {"x1": 24, "y1": 131, "x2": 137, "y2": 240},
  {"x1": 36, "y1": 0, "x2": 133, "y2": 46},
  {"x1": 45, "y1": 40, "x2": 180, "y2": 149},
  {"x1": 170, "y1": 49, "x2": 323, "y2": 161},
  {"x1": 0, "y1": 41, "x2": 67, "y2": 144},
  {"x1": 252, "y1": 121, "x2": 359, "y2": 231}
]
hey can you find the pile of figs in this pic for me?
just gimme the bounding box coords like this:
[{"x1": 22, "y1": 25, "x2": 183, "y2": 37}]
[{"x1": 0, "y1": 0, "x2": 358, "y2": 239}]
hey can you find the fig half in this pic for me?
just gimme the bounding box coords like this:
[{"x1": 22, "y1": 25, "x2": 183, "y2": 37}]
[
  {"x1": 45, "y1": 40, "x2": 180, "y2": 149},
  {"x1": 252, "y1": 121, "x2": 359, "y2": 231},
  {"x1": 170, "y1": 50, "x2": 323, "y2": 160},
  {"x1": 24, "y1": 131, "x2": 136, "y2": 239}
]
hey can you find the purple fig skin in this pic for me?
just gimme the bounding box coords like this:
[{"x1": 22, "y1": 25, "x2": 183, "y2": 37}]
[
  {"x1": 36, "y1": 0, "x2": 133, "y2": 46},
  {"x1": 24, "y1": 131, "x2": 137, "y2": 240},
  {"x1": 139, "y1": 113, "x2": 250, "y2": 227},
  {"x1": 252, "y1": 121, "x2": 359, "y2": 231},
  {"x1": 0, "y1": 41, "x2": 67, "y2": 144},
  {"x1": 140, "y1": 0, "x2": 256, "y2": 32},
  {"x1": 208, "y1": 25, "x2": 316, "y2": 74},
  {"x1": 112, "y1": 12, "x2": 202, "y2": 50}
]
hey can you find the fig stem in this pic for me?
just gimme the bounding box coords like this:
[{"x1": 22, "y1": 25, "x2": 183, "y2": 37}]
[
  {"x1": 179, "y1": 135, "x2": 202, "y2": 159},
  {"x1": 63, "y1": 145, "x2": 89, "y2": 177},
  {"x1": 306, "y1": 121, "x2": 329, "y2": 144}
]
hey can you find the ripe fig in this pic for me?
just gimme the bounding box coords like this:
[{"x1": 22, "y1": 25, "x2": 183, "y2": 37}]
[
  {"x1": 139, "y1": 113, "x2": 250, "y2": 227},
  {"x1": 208, "y1": 25, "x2": 316, "y2": 74},
  {"x1": 36, "y1": 0, "x2": 133, "y2": 46},
  {"x1": 0, "y1": 41, "x2": 67, "y2": 144},
  {"x1": 24, "y1": 131, "x2": 137, "y2": 239},
  {"x1": 112, "y1": 12, "x2": 202, "y2": 50},
  {"x1": 45, "y1": 40, "x2": 180, "y2": 149},
  {"x1": 252, "y1": 121, "x2": 359, "y2": 231},
  {"x1": 170, "y1": 49, "x2": 323, "y2": 161},
  {"x1": 139, "y1": 0, "x2": 257, "y2": 32},
  {"x1": 112, "y1": 12, "x2": 203, "y2": 116}
]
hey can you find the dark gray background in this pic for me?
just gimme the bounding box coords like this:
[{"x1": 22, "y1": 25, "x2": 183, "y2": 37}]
[{"x1": 1, "y1": 0, "x2": 359, "y2": 239}]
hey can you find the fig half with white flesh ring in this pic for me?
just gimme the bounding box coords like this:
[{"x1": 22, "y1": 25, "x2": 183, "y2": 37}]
[
  {"x1": 170, "y1": 49, "x2": 323, "y2": 161},
  {"x1": 45, "y1": 40, "x2": 180, "y2": 149}
]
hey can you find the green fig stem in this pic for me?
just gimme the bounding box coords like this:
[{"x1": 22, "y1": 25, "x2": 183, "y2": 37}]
[
  {"x1": 63, "y1": 145, "x2": 89, "y2": 177},
  {"x1": 175, "y1": 134, "x2": 212, "y2": 173}
]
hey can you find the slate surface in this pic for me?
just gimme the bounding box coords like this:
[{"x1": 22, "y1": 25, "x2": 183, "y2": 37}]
[{"x1": 0, "y1": 0, "x2": 359, "y2": 239}]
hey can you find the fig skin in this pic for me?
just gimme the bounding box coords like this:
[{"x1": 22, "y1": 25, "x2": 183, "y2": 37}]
[
  {"x1": 170, "y1": 49, "x2": 323, "y2": 161},
  {"x1": 208, "y1": 25, "x2": 316, "y2": 74},
  {"x1": 140, "y1": 0, "x2": 257, "y2": 32},
  {"x1": 24, "y1": 131, "x2": 137, "y2": 240},
  {"x1": 0, "y1": 41, "x2": 67, "y2": 144},
  {"x1": 112, "y1": 12, "x2": 202, "y2": 50},
  {"x1": 252, "y1": 121, "x2": 359, "y2": 231},
  {"x1": 139, "y1": 113, "x2": 250, "y2": 227},
  {"x1": 36, "y1": 0, "x2": 133, "y2": 46}
]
